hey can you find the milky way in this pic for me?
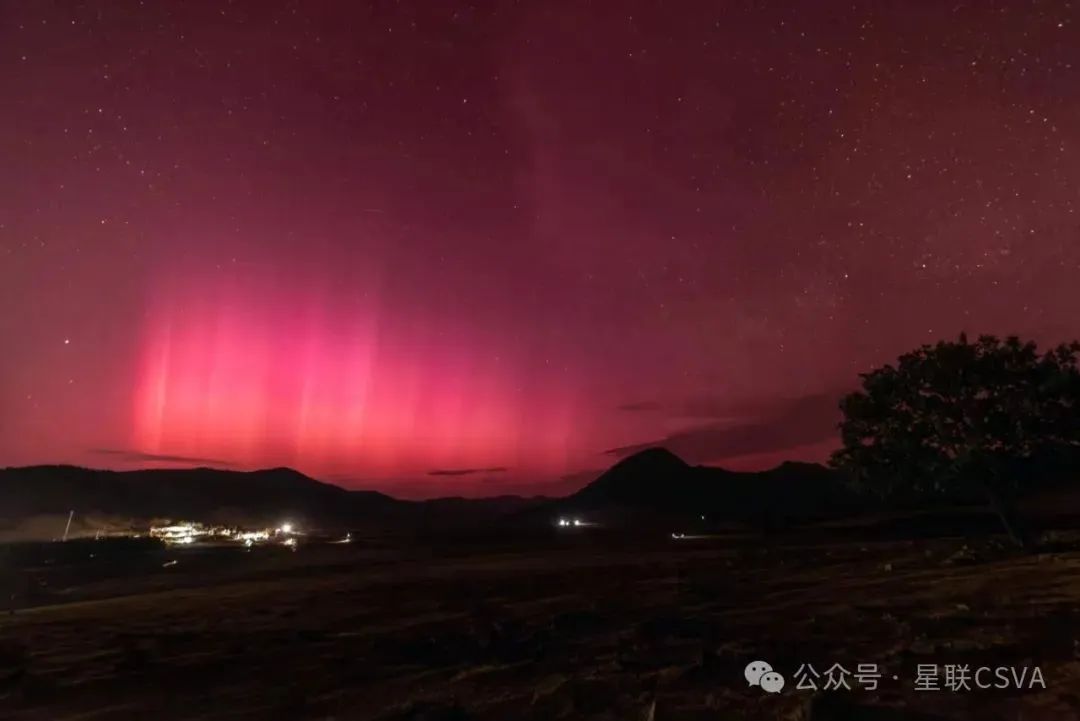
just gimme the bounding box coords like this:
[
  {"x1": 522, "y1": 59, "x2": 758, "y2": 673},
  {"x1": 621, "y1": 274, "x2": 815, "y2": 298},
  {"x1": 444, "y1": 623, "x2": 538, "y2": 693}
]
[{"x1": 2, "y1": 2, "x2": 1079, "y2": 496}]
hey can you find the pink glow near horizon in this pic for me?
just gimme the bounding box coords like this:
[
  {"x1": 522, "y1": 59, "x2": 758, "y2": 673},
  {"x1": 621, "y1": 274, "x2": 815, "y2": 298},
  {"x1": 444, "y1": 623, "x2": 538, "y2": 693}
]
[{"x1": 133, "y1": 270, "x2": 580, "y2": 483}]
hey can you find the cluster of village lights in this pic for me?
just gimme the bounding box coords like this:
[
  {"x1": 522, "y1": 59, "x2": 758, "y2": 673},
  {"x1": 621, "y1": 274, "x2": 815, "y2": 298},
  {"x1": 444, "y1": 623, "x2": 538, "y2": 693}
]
[{"x1": 148, "y1": 521, "x2": 319, "y2": 548}]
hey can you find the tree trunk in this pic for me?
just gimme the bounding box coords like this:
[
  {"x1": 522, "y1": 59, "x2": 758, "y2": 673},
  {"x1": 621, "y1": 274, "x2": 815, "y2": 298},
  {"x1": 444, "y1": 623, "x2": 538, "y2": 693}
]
[{"x1": 986, "y1": 487, "x2": 1032, "y2": 550}]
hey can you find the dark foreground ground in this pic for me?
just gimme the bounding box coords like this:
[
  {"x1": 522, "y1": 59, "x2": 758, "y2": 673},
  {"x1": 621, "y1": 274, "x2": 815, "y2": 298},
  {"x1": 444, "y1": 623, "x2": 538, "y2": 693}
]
[{"x1": 2, "y1": 527, "x2": 1080, "y2": 721}]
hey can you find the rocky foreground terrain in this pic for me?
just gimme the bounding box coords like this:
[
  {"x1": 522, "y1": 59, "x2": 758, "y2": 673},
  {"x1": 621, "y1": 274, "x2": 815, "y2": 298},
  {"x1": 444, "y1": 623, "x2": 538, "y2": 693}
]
[{"x1": 2, "y1": 530, "x2": 1080, "y2": 720}]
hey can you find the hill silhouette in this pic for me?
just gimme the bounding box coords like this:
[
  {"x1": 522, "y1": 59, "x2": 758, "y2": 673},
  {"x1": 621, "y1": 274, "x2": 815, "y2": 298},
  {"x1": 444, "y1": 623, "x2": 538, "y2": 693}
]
[
  {"x1": 0, "y1": 465, "x2": 405, "y2": 530},
  {"x1": 0, "y1": 449, "x2": 862, "y2": 536},
  {"x1": 555, "y1": 447, "x2": 862, "y2": 527}
]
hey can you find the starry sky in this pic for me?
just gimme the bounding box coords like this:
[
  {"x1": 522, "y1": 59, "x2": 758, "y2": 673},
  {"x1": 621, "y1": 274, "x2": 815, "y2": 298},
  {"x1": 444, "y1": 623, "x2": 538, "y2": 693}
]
[{"x1": 2, "y1": 1, "x2": 1079, "y2": 497}]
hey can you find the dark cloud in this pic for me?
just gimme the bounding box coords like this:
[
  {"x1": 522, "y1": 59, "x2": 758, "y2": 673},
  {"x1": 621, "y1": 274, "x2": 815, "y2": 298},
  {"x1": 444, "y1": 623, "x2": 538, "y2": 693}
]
[
  {"x1": 677, "y1": 397, "x2": 742, "y2": 420},
  {"x1": 427, "y1": 466, "x2": 510, "y2": 477},
  {"x1": 90, "y1": 449, "x2": 235, "y2": 467},
  {"x1": 617, "y1": 401, "x2": 664, "y2": 412},
  {"x1": 618, "y1": 396, "x2": 769, "y2": 420},
  {"x1": 604, "y1": 391, "x2": 842, "y2": 464}
]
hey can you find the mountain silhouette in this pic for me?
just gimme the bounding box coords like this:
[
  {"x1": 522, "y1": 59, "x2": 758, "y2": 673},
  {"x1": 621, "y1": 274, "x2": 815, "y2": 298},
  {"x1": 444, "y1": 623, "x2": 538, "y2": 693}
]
[
  {"x1": 0, "y1": 465, "x2": 404, "y2": 530},
  {"x1": 0, "y1": 449, "x2": 861, "y2": 536},
  {"x1": 570, "y1": 448, "x2": 694, "y2": 508},
  {"x1": 556, "y1": 447, "x2": 861, "y2": 526}
]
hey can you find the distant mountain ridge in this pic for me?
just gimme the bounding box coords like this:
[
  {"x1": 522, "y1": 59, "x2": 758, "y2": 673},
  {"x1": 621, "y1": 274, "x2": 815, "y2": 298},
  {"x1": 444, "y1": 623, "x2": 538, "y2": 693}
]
[
  {"x1": 0, "y1": 448, "x2": 855, "y2": 535},
  {"x1": 554, "y1": 447, "x2": 862, "y2": 526},
  {"x1": 0, "y1": 464, "x2": 403, "y2": 529}
]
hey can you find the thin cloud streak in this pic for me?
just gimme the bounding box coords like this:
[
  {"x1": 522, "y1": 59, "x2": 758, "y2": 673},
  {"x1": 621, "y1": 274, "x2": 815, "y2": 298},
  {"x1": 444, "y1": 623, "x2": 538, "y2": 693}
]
[{"x1": 90, "y1": 449, "x2": 236, "y2": 467}]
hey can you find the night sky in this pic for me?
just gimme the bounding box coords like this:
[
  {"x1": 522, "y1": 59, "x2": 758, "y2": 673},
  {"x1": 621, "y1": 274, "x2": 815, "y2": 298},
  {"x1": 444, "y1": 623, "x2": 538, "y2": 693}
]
[{"x1": 3, "y1": 1, "x2": 1079, "y2": 497}]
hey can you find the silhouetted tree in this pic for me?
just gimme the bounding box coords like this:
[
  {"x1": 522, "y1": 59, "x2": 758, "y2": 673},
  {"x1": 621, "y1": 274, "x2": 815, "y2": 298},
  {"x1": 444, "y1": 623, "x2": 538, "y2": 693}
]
[{"x1": 831, "y1": 334, "x2": 1080, "y2": 549}]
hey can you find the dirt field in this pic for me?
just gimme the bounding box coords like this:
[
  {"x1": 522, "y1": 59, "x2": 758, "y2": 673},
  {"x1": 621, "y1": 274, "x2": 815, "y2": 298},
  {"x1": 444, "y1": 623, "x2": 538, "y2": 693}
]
[{"x1": 2, "y1": 530, "x2": 1080, "y2": 720}]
